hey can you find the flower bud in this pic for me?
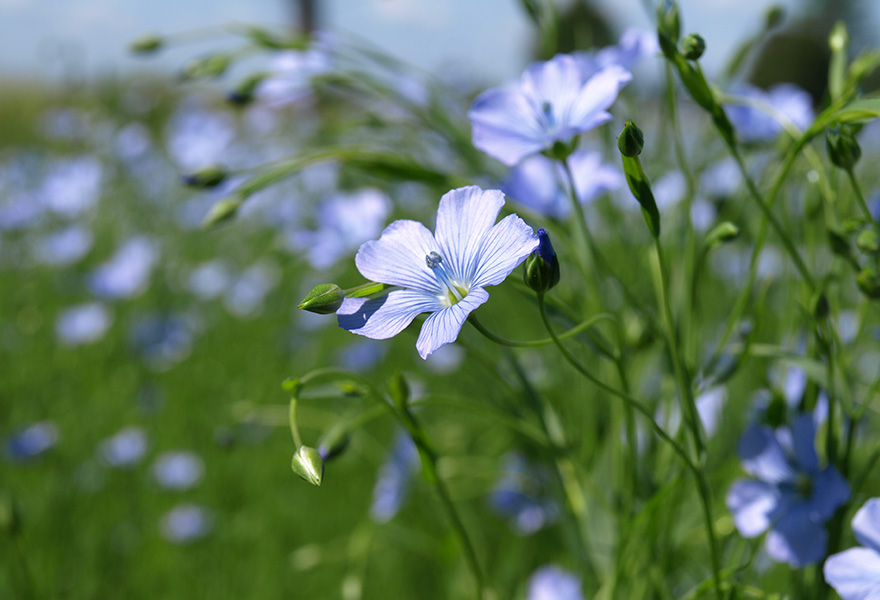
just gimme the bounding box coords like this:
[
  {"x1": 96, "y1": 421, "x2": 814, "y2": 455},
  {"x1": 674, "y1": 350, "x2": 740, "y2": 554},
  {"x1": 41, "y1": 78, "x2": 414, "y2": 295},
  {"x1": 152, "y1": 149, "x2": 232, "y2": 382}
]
[
  {"x1": 857, "y1": 226, "x2": 880, "y2": 255},
  {"x1": 387, "y1": 371, "x2": 410, "y2": 410},
  {"x1": 523, "y1": 229, "x2": 561, "y2": 294},
  {"x1": 617, "y1": 121, "x2": 644, "y2": 157},
  {"x1": 181, "y1": 165, "x2": 227, "y2": 189},
  {"x1": 826, "y1": 125, "x2": 862, "y2": 170},
  {"x1": 227, "y1": 73, "x2": 268, "y2": 107},
  {"x1": 291, "y1": 446, "x2": 324, "y2": 486},
  {"x1": 130, "y1": 35, "x2": 163, "y2": 55},
  {"x1": 298, "y1": 284, "x2": 344, "y2": 315},
  {"x1": 181, "y1": 54, "x2": 232, "y2": 81},
  {"x1": 681, "y1": 34, "x2": 706, "y2": 60},
  {"x1": 856, "y1": 267, "x2": 880, "y2": 300},
  {"x1": 704, "y1": 221, "x2": 739, "y2": 249},
  {"x1": 201, "y1": 196, "x2": 243, "y2": 229},
  {"x1": 657, "y1": 0, "x2": 681, "y2": 57},
  {"x1": 765, "y1": 5, "x2": 784, "y2": 29}
]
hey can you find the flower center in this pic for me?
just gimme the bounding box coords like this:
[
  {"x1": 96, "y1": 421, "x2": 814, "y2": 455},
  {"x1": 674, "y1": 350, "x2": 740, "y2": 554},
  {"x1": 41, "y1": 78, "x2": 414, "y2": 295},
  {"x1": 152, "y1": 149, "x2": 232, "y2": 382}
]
[
  {"x1": 540, "y1": 101, "x2": 555, "y2": 129},
  {"x1": 425, "y1": 251, "x2": 469, "y2": 306}
]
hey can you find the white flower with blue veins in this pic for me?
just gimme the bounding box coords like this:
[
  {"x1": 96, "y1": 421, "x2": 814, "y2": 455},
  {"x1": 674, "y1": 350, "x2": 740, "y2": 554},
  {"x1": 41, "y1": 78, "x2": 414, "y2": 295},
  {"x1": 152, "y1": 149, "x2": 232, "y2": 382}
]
[
  {"x1": 825, "y1": 498, "x2": 880, "y2": 600},
  {"x1": 337, "y1": 186, "x2": 539, "y2": 359}
]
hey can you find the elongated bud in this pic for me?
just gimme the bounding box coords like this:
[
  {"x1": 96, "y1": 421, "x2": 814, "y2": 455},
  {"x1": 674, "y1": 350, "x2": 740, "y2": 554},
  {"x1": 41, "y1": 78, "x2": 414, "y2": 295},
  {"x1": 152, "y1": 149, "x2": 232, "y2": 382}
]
[
  {"x1": 387, "y1": 371, "x2": 410, "y2": 410},
  {"x1": 826, "y1": 125, "x2": 861, "y2": 170},
  {"x1": 201, "y1": 196, "x2": 243, "y2": 229},
  {"x1": 857, "y1": 227, "x2": 880, "y2": 255},
  {"x1": 705, "y1": 221, "x2": 740, "y2": 249},
  {"x1": 317, "y1": 425, "x2": 350, "y2": 462},
  {"x1": 657, "y1": 0, "x2": 681, "y2": 58},
  {"x1": 227, "y1": 73, "x2": 268, "y2": 106},
  {"x1": 291, "y1": 446, "x2": 324, "y2": 486},
  {"x1": 765, "y1": 5, "x2": 784, "y2": 29},
  {"x1": 857, "y1": 267, "x2": 880, "y2": 299},
  {"x1": 618, "y1": 122, "x2": 660, "y2": 237},
  {"x1": 298, "y1": 284, "x2": 344, "y2": 315},
  {"x1": 617, "y1": 121, "x2": 644, "y2": 157},
  {"x1": 681, "y1": 34, "x2": 706, "y2": 60},
  {"x1": 181, "y1": 54, "x2": 232, "y2": 81},
  {"x1": 130, "y1": 35, "x2": 163, "y2": 54},
  {"x1": 524, "y1": 229, "x2": 560, "y2": 293},
  {"x1": 182, "y1": 165, "x2": 227, "y2": 189}
]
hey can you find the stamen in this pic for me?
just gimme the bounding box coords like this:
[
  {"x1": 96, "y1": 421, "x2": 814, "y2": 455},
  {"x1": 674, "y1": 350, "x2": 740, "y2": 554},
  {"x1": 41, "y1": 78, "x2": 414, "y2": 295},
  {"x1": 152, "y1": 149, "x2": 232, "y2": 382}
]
[
  {"x1": 541, "y1": 101, "x2": 554, "y2": 127},
  {"x1": 425, "y1": 251, "x2": 466, "y2": 305}
]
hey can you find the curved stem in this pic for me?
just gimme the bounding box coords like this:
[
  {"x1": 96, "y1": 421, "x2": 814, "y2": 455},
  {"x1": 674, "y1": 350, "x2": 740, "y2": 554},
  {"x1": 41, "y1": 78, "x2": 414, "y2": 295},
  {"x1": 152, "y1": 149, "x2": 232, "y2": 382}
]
[{"x1": 468, "y1": 313, "x2": 616, "y2": 348}]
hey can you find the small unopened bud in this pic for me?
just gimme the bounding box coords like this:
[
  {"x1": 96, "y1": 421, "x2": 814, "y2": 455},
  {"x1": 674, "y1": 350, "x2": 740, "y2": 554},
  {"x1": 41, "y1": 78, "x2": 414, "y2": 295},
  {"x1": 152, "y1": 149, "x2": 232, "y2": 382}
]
[
  {"x1": 857, "y1": 227, "x2": 880, "y2": 255},
  {"x1": 130, "y1": 35, "x2": 163, "y2": 55},
  {"x1": 657, "y1": 0, "x2": 681, "y2": 56},
  {"x1": 827, "y1": 227, "x2": 852, "y2": 258},
  {"x1": 765, "y1": 6, "x2": 784, "y2": 29},
  {"x1": 705, "y1": 221, "x2": 740, "y2": 249},
  {"x1": 681, "y1": 34, "x2": 706, "y2": 60},
  {"x1": 387, "y1": 371, "x2": 410, "y2": 410},
  {"x1": 298, "y1": 284, "x2": 344, "y2": 315},
  {"x1": 524, "y1": 229, "x2": 561, "y2": 294},
  {"x1": 826, "y1": 125, "x2": 862, "y2": 170},
  {"x1": 201, "y1": 196, "x2": 243, "y2": 229},
  {"x1": 856, "y1": 267, "x2": 880, "y2": 299},
  {"x1": 227, "y1": 73, "x2": 268, "y2": 106},
  {"x1": 182, "y1": 54, "x2": 232, "y2": 81},
  {"x1": 291, "y1": 446, "x2": 324, "y2": 486},
  {"x1": 182, "y1": 165, "x2": 227, "y2": 189},
  {"x1": 617, "y1": 121, "x2": 645, "y2": 157}
]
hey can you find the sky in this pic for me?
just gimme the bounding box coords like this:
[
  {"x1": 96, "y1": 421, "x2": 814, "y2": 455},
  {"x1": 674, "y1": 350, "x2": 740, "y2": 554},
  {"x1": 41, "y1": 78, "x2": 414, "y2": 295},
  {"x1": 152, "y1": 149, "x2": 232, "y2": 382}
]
[{"x1": 0, "y1": 0, "x2": 860, "y2": 85}]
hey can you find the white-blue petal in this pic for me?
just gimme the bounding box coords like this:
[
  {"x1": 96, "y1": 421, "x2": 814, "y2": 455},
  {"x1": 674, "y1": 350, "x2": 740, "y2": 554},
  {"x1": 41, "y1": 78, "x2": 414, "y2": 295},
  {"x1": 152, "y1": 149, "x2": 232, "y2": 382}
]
[
  {"x1": 738, "y1": 423, "x2": 797, "y2": 484},
  {"x1": 415, "y1": 287, "x2": 489, "y2": 359},
  {"x1": 469, "y1": 87, "x2": 545, "y2": 166},
  {"x1": 727, "y1": 478, "x2": 778, "y2": 538},
  {"x1": 807, "y1": 466, "x2": 850, "y2": 522},
  {"x1": 355, "y1": 220, "x2": 440, "y2": 292},
  {"x1": 854, "y1": 499, "x2": 880, "y2": 554},
  {"x1": 472, "y1": 214, "x2": 539, "y2": 288},
  {"x1": 337, "y1": 290, "x2": 443, "y2": 340},
  {"x1": 434, "y1": 186, "x2": 505, "y2": 284},
  {"x1": 825, "y1": 548, "x2": 880, "y2": 600},
  {"x1": 570, "y1": 65, "x2": 632, "y2": 129}
]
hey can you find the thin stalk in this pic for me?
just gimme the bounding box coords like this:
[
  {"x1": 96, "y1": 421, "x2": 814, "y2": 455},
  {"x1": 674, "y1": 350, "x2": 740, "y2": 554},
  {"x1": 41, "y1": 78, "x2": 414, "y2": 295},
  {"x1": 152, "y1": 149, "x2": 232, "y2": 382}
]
[
  {"x1": 847, "y1": 168, "x2": 879, "y2": 227},
  {"x1": 467, "y1": 313, "x2": 616, "y2": 348}
]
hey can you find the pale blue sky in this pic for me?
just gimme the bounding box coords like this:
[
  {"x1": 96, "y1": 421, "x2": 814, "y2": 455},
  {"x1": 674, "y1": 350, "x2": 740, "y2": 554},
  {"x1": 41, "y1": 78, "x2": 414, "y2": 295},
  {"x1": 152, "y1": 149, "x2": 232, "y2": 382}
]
[{"x1": 0, "y1": 0, "x2": 853, "y2": 84}]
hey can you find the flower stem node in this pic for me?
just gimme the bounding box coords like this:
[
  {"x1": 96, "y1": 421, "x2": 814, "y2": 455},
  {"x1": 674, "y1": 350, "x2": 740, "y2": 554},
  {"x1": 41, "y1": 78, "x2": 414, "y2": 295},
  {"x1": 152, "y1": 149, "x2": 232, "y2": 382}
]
[
  {"x1": 298, "y1": 284, "x2": 344, "y2": 315},
  {"x1": 705, "y1": 221, "x2": 740, "y2": 249},
  {"x1": 826, "y1": 125, "x2": 862, "y2": 170},
  {"x1": 291, "y1": 446, "x2": 324, "y2": 487},
  {"x1": 523, "y1": 229, "x2": 560, "y2": 294},
  {"x1": 856, "y1": 267, "x2": 880, "y2": 300},
  {"x1": 182, "y1": 165, "x2": 227, "y2": 189},
  {"x1": 857, "y1": 227, "x2": 880, "y2": 256},
  {"x1": 130, "y1": 35, "x2": 164, "y2": 55},
  {"x1": 681, "y1": 34, "x2": 706, "y2": 61},
  {"x1": 387, "y1": 371, "x2": 410, "y2": 410}
]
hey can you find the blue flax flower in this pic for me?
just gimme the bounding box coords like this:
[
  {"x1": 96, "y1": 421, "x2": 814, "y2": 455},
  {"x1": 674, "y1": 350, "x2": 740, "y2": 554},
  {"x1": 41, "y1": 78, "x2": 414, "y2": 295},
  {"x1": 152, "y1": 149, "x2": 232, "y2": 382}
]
[
  {"x1": 490, "y1": 453, "x2": 558, "y2": 535},
  {"x1": 338, "y1": 186, "x2": 539, "y2": 359},
  {"x1": 370, "y1": 432, "x2": 419, "y2": 523},
  {"x1": 825, "y1": 498, "x2": 880, "y2": 599},
  {"x1": 726, "y1": 413, "x2": 850, "y2": 567},
  {"x1": 526, "y1": 565, "x2": 583, "y2": 600},
  {"x1": 725, "y1": 83, "x2": 814, "y2": 143},
  {"x1": 468, "y1": 54, "x2": 631, "y2": 166}
]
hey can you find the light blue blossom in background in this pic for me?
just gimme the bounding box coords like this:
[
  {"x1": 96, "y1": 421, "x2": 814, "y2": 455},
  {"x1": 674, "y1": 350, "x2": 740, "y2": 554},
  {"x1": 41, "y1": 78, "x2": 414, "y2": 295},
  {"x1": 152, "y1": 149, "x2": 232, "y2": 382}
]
[
  {"x1": 35, "y1": 226, "x2": 93, "y2": 266},
  {"x1": 468, "y1": 55, "x2": 631, "y2": 166},
  {"x1": 574, "y1": 27, "x2": 659, "y2": 79},
  {"x1": 224, "y1": 261, "x2": 280, "y2": 318},
  {"x1": 371, "y1": 432, "x2": 420, "y2": 523},
  {"x1": 187, "y1": 260, "x2": 233, "y2": 301},
  {"x1": 526, "y1": 565, "x2": 583, "y2": 600},
  {"x1": 167, "y1": 106, "x2": 235, "y2": 170},
  {"x1": 39, "y1": 156, "x2": 103, "y2": 218},
  {"x1": 98, "y1": 426, "x2": 148, "y2": 468},
  {"x1": 5, "y1": 421, "x2": 59, "y2": 461},
  {"x1": 490, "y1": 453, "x2": 558, "y2": 535},
  {"x1": 726, "y1": 83, "x2": 814, "y2": 143},
  {"x1": 337, "y1": 186, "x2": 538, "y2": 359},
  {"x1": 129, "y1": 313, "x2": 196, "y2": 370},
  {"x1": 337, "y1": 339, "x2": 387, "y2": 372},
  {"x1": 726, "y1": 413, "x2": 849, "y2": 566},
  {"x1": 56, "y1": 303, "x2": 112, "y2": 346},
  {"x1": 152, "y1": 451, "x2": 205, "y2": 491},
  {"x1": 88, "y1": 237, "x2": 159, "y2": 300},
  {"x1": 700, "y1": 157, "x2": 742, "y2": 199},
  {"x1": 824, "y1": 498, "x2": 880, "y2": 600},
  {"x1": 503, "y1": 150, "x2": 623, "y2": 219},
  {"x1": 160, "y1": 504, "x2": 213, "y2": 543},
  {"x1": 256, "y1": 47, "x2": 333, "y2": 107}
]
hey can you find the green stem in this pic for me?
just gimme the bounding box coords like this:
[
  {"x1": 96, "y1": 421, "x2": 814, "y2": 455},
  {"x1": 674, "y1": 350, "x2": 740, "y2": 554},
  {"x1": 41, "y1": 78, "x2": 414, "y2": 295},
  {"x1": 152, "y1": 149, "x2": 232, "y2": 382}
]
[
  {"x1": 847, "y1": 168, "x2": 879, "y2": 227},
  {"x1": 288, "y1": 395, "x2": 303, "y2": 448},
  {"x1": 467, "y1": 313, "x2": 616, "y2": 348}
]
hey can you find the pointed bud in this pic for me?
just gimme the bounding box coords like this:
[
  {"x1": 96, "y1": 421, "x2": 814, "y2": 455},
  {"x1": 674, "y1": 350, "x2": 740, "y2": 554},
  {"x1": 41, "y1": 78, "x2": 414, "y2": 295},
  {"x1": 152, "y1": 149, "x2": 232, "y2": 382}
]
[
  {"x1": 826, "y1": 125, "x2": 862, "y2": 170},
  {"x1": 291, "y1": 446, "x2": 324, "y2": 486},
  {"x1": 765, "y1": 5, "x2": 784, "y2": 29},
  {"x1": 201, "y1": 196, "x2": 243, "y2": 229},
  {"x1": 524, "y1": 229, "x2": 561, "y2": 294},
  {"x1": 181, "y1": 54, "x2": 232, "y2": 81},
  {"x1": 227, "y1": 73, "x2": 268, "y2": 106},
  {"x1": 182, "y1": 165, "x2": 227, "y2": 189},
  {"x1": 298, "y1": 284, "x2": 344, "y2": 315},
  {"x1": 681, "y1": 34, "x2": 706, "y2": 60},
  {"x1": 656, "y1": 0, "x2": 681, "y2": 57},
  {"x1": 857, "y1": 227, "x2": 880, "y2": 255},
  {"x1": 705, "y1": 221, "x2": 739, "y2": 249},
  {"x1": 617, "y1": 121, "x2": 644, "y2": 157},
  {"x1": 130, "y1": 35, "x2": 163, "y2": 55},
  {"x1": 387, "y1": 371, "x2": 410, "y2": 410}
]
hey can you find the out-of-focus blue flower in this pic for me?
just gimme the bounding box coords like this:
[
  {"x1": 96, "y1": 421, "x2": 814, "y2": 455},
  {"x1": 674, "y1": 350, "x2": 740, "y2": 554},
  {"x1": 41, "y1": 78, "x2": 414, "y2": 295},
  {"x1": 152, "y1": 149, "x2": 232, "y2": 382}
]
[
  {"x1": 490, "y1": 453, "x2": 558, "y2": 535},
  {"x1": 224, "y1": 261, "x2": 280, "y2": 318},
  {"x1": 129, "y1": 313, "x2": 195, "y2": 370},
  {"x1": 574, "y1": 27, "x2": 659, "y2": 78},
  {"x1": 160, "y1": 504, "x2": 213, "y2": 543},
  {"x1": 34, "y1": 226, "x2": 93, "y2": 266},
  {"x1": 5, "y1": 421, "x2": 59, "y2": 461},
  {"x1": 39, "y1": 156, "x2": 103, "y2": 218},
  {"x1": 337, "y1": 186, "x2": 538, "y2": 359},
  {"x1": 700, "y1": 157, "x2": 742, "y2": 198},
  {"x1": 652, "y1": 170, "x2": 687, "y2": 210},
  {"x1": 726, "y1": 83, "x2": 814, "y2": 143},
  {"x1": 656, "y1": 385, "x2": 727, "y2": 440},
  {"x1": 468, "y1": 55, "x2": 631, "y2": 166},
  {"x1": 56, "y1": 303, "x2": 112, "y2": 346},
  {"x1": 824, "y1": 498, "x2": 880, "y2": 599},
  {"x1": 167, "y1": 106, "x2": 235, "y2": 170},
  {"x1": 371, "y1": 432, "x2": 420, "y2": 523},
  {"x1": 286, "y1": 189, "x2": 392, "y2": 270},
  {"x1": 424, "y1": 342, "x2": 464, "y2": 374},
  {"x1": 187, "y1": 260, "x2": 233, "y2": 300},
  {"x1": 98, "y1": 426, "x2": 148, "y2": 468},
  {"x1": 88, "y1": 236, "x2": 158, "y2": 300},
  {"x1": 0, "y1": 193, "x2": 44, "y2": 232},
  {"x1": 526, "y1": 565, "x2": 583, "y2": 600},
  {"x1": 115, "y1": 122, "x2": 153, "y2": 162},
  {"x1": 256, "y1": 48, "x2": 332, "y2": 107},
  {"x1": 337, "y1": 339, "x2": 386, "y2": 372},
  {"x1": 726, "y1": 413, "x2": 849, "y2": 566},
  {"x1": 503, "y1": 150, "x2": 623, "y2": 219},
  {"x1": 152, "y1": 451, "x2": 204, "y2": 490}
]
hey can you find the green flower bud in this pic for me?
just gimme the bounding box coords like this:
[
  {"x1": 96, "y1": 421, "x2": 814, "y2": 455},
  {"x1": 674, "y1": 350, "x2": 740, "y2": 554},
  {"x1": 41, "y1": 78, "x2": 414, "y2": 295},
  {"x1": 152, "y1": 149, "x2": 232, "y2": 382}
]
[
  {"x1": 227, "y1": 73, "x2": 268, "y2": 107},
  {"x1": 705, "y1": 221, "x2": 740, "y2": 249},
  {"x1": 826, "y1": 125, "x2": 862, "y2": 170},
  {"x1": 201, "y1": 196, "x2": 243, "y2": 229},
  {"x1": 387, "y1": 371, "x2": 410, "y2": 410},
  {"x1": 681, "y1": 34, "x2": 706, "y2": 60},
  {"x1": 827, "y1": 227, "x2": 852, "y2": 258},
  {"x1": 291, "y1": 446, "x2": 324, "y2": 486},
  {"x1": 130, "y1": 35, "x2": 163, "y2": 55},
  {"x1": 765, "y1": 5, "x2": 784, "y2": 29},
  {"x1": 657, "y1": 0, "x2": 681, "y2": 57},
  {"x1": 298, "y1": 284, "x2": 344, "y2": 315},
  {"x1": 856, "y1": 267, "x2": 880, "y2": 299},
  {"x1": 523, "y1": 229, "x2": 561, "y2": 294},
  {"x1": 857, "y1": 227, "x2": 880, "y2": 255},
  {"x1": 181, "y1": 54, "x2": 232, "y2": 81},
  {"x1": 617, "y1": 121, "x2": 645, "y2": 157},
  {"x1": 182, "y1": 165, "x2": 227, "y2": 189}
]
